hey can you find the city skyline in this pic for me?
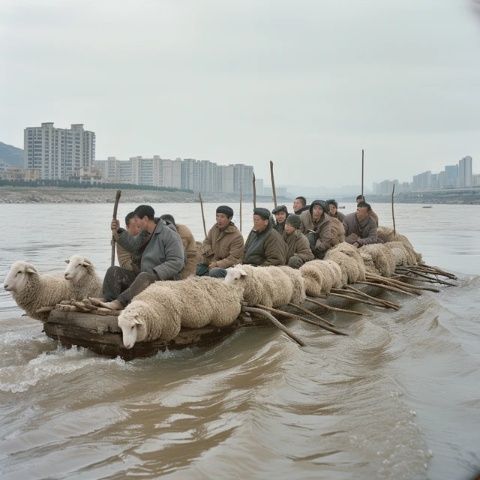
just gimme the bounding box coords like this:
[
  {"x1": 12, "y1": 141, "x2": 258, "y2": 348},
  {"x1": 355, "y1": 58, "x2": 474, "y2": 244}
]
[{"x1": 1, "y1": 1, "x2": 480, "y2": 187}]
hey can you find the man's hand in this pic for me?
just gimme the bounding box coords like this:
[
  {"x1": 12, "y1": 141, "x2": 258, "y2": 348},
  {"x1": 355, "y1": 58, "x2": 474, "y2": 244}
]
[
  {"x1": 353, "y1": 242, "x2": 360, "y2": 248},
  {"x1": 111, "y1": 219, "x2": 120, "y2": 232}
]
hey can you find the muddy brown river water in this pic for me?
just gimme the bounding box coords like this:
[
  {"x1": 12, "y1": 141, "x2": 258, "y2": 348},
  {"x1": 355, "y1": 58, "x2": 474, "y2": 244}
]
[{"x1": 0, "y1": 202, "x2": 479, "y2": 479}]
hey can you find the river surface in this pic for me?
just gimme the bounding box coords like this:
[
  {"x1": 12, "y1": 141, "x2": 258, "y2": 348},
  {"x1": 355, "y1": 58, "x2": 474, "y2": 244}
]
[{"x1": 0, "y1": 202, "x2": 479, "y2": 480}]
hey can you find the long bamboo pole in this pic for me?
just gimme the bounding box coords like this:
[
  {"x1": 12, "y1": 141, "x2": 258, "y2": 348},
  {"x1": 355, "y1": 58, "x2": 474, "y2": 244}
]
[
  {"x1": 270, "y1": 160, "x2": 277, "y2": 208},
  {"x1": 391, "y1": 183, "x2": 396, "y2": 236},
  {"x1": 110, "y1": 190, "x2": 122, "y2": 267},
  {"x1": 199, "y1": 193, "x2": 207, "y2": 238},
  {"x1": 361, "y1": 149, "x2": 365, "y2": 197},
  {"x1": 252, "y1": 173, "x2": 257, "y2": 209}
]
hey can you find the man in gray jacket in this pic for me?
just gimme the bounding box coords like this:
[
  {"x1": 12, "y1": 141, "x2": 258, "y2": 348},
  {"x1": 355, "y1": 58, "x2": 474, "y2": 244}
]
[
  {"x1": 343, "y1": 201, "x2": 379, "y2": 247},
  {"x1": 94, "y1": 204, "x2": 184, "y2": 310}
]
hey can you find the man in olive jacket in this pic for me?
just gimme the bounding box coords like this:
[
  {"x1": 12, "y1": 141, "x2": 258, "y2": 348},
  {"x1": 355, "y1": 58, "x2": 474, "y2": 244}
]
[
  {"x1": 196, "y1": 205, "x2": 244, "y2": 278},
  {"x1": 243, "y1": 208, "x2": 287, "y2": 266},
  {"x1": 282, "y1": 214, "x2": 314, "y2": 268},
  {"x1": 95, "y1": 204, "x2": 184, "y2": 310}
]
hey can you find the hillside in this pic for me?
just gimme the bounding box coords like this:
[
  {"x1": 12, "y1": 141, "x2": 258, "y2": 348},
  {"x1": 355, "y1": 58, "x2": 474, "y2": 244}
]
[{"x1": 0, "y1": 142, "x2": 24, "y2": 167}]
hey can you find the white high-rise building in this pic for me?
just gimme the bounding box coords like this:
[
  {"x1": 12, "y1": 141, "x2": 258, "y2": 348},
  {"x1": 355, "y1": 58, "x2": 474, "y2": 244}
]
[
  {"x1": 458, "y1": 156, "x2": 473, "y2": 187},
  {"x1": 24, "y1": 122, "x2": 95, "y2": 180}
]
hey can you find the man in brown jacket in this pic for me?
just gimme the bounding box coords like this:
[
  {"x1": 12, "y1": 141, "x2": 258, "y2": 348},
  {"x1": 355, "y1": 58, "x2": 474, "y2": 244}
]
[
  {"x1": 117, "y1": 212, "x2": 141, "y2": 273},
  {"x1": 300, "y1": 200, "x2": 344, "y2": 259},
  {"x1": 196, "y1": 205, "x2": 244, "y2": 278},
  {"x1": 160, "y1": 214, "x2": 197, "y2": 279},
  {"x1": 283, "y1": 214, "x2": 314, "y2": 268}
]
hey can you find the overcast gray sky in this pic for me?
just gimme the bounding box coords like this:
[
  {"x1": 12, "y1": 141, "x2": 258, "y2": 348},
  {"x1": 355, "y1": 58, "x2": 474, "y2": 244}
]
[{"x1": 1, "y1": 0, "x2": 479, "y2": 187}]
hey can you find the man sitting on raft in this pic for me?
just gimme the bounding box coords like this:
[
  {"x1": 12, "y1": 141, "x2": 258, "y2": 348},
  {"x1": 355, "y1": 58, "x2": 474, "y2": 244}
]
[
  {"x1": 92, "y1": 204, "x2": 185, "y2": 310},
  {"x1": 243, "y1": 208, "x2": 287, "y2": 266},
  {"x1": 196, "y1": 205, "x2": 244, "y2": 278},
  {"x1": 343, "y1": 201, "x2": 380, "y2": 247}
]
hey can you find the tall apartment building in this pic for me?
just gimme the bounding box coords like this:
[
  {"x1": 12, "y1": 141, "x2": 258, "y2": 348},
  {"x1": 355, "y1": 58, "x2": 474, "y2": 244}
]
[
  {"x1": 458, "y1": 156, "x2": 473, "y2": 187},
  {"x1": 24, "y1": 123, "x2": 95, "y2": 180}
]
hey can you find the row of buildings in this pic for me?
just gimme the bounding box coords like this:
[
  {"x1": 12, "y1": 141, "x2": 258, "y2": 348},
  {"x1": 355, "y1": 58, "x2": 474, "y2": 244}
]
[
  {"x1": 373, "y1": 156, "x2": 478, "y2": 194},
  {"x1": 18, "y1": 122, "x2": 255, "y2": 194},
  {"x1": 94, "y1": 157, "x2": 254, "y2": 194}
]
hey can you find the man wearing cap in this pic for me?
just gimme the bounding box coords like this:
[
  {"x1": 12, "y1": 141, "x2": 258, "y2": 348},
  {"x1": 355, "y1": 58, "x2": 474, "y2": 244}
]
[
  {"x1": 196, "y1": 205, "x2": 244, "y2": 278},
  {"x1": 326, "y1": 199, "x2": 345, "y2": 222},
  {"x1": 343, "y1": 201, "x2": 379, "y2": 247},
  {"x1": 282, "y1": 214, "x2": 314, "y2": 268},
  {"x1": 272, "y1": 205, "x2": 289, "y2": 234},
  {"x1": 300, "y1": 200, "x2": 345, "y2": 259},
  {"x1": 243, "y1": 207, "x2": 287, "y2": 266}
]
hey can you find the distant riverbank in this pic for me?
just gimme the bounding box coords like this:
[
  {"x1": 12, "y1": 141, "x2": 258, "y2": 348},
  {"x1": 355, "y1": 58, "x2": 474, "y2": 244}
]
[
  {"x1": 0, "y1": 186, "x2": 284, "y2": 204},
  {"x1": 364, "y1": 189, "x2": 480, "y2": 205}
]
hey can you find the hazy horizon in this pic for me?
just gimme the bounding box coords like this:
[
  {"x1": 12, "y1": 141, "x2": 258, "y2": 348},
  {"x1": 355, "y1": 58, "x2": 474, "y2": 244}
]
[{"x1": 1, "y1": 0, "x2": 479, "y2": 187}]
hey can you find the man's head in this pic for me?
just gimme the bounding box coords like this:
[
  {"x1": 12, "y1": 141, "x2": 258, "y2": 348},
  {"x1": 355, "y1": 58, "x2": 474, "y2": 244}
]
[
  {"x1": 293, "y1": 196, "x2": 307, "y2": 212},
  {"x1": 216, "y1": 205, "x2": 234, "y2": 230},
  {"x1": 133, "y1": 205, "x2": 155, "y2": 231},
  {"x1": 326, "y1": 199, "x2": 338, "y2": 216},
  {"x1": 125, "y1": 212, "x2": 141, "y2": 236},
  {"x1": 356, "y1": 194, "x2": 365, "y2": 204},
  {"x1": 309, "y1": 200, "x2": 326, "y2": 221},
  {"x1": 284, "y1": 214, "x2": 301, "y2": 235},
  {"x1": 252, "y1": 207, "x2": 271, "y2": 232},
  {"x1": 272, "y1": 205, "x2": 288, "y2": 224},
  {"x1": 356, "y1": 201, "x2": 371, "y2": 221}
]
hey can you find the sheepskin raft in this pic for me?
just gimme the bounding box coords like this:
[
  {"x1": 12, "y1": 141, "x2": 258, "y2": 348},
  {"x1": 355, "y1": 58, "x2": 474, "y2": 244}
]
[{"x1": 43, "y1": 283, "x2": 383, "y2": 360}]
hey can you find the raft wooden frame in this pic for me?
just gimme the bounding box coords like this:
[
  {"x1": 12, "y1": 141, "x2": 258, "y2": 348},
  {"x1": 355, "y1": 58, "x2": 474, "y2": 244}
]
[{"x1": 43, "y1": 284, "x2": 385, "y2": 360}]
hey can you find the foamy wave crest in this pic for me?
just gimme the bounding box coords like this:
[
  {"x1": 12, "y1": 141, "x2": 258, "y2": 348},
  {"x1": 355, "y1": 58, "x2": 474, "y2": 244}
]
[{"x1": 0, "y1": 346, "x2": 130, "y2": 393}]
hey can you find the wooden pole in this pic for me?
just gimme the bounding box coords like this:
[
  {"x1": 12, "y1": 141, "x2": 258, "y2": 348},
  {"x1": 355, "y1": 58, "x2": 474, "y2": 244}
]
[
  {"x1": 110, "y1": 190, "x2": 122, "y2": 267},
  {"x1": 243, "y1": 306, "x2": 305, "y2": 346},
  {"x1": 391, "y1": 183, "x2": 396, "y2": 236},
  {"x1": 252, "y1": 172, "x2": 257, "y2": 209},
  {"x1": 239, "y1": 186, "x2": 243, "y2": 233},
  {"x1": 270, "y1": 160, "x2": 277, "y2": 208},
  {"x1": 199, "y1": 193, "x2": 207, "y2": 238},
  {"x1": 361, "y1": 149, "x2": 365, "y2": 196}
]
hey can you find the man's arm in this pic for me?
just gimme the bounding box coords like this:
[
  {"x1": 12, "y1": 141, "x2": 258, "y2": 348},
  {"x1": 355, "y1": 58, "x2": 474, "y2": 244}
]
[
  {"x1": 200, "y1": 227, "x2": 214, "y2": 263},
  {"x1": 357, "y1": 222, "x2": 378, "y2": 246},
  {"x1": 212, "y1": 233, "x2": 244, "y2": 269},
  {"x1": 296, "y1": 234, "x2": 315, "y2": 262},
  {"x1": 262, "y1": 231, "x2": 287, "y2": 266},
  {"x1": 153, "y1": 230, "x2": 185, "y2": 280},
  {"x1": 315, "y1": 222, "x2": 336, "y2": 253}
]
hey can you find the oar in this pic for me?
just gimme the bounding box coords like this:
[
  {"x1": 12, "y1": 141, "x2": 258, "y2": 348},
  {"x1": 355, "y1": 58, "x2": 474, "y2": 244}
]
[
  {"x1": 111, "y1": 190, "x2": 122, "y2": 267},
  {"x1": 342, "y1": 285, "x2": 400, "y2": 310},
  {"x1": 242, "y1": 306, "x2": 305, "y2": 346},
  {"x1": 258, "y1": 305, "x2": 348, "y2": 336},
  {"x1": 305, "y1": 297, "x2": 364, "y2": 316}
]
